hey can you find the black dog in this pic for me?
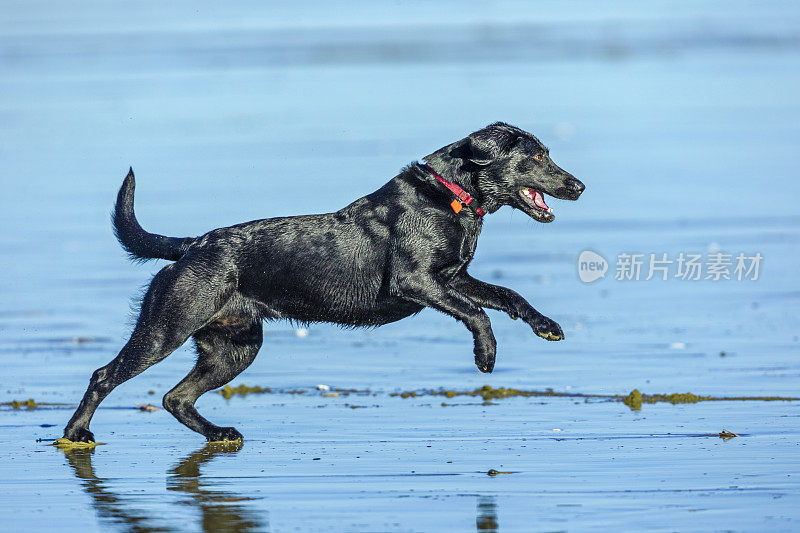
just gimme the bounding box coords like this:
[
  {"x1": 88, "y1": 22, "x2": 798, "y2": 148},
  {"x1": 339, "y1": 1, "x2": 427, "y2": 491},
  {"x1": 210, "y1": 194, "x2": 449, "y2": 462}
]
[{"x1": 63, "y1": 122, "x2": 584, "y2": 443}]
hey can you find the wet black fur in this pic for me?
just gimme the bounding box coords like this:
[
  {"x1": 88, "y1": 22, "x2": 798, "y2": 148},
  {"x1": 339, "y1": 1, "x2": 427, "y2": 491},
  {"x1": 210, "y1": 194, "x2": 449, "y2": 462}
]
[{"x1": 64, "y1": 122, "x2": 585, "y2": 443}]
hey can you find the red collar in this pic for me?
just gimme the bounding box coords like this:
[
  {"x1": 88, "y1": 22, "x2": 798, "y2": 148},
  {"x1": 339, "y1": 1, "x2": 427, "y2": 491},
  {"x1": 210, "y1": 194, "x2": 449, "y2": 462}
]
[{"x1": 419, "y1": 163, "x2": 486, "y2": 217}]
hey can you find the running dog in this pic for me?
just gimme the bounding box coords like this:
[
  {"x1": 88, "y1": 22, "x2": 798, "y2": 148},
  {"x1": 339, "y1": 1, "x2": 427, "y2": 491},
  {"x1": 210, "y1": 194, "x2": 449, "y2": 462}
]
[{"x1": 63, "y1": 122, "x2": 585, "y2": 443}]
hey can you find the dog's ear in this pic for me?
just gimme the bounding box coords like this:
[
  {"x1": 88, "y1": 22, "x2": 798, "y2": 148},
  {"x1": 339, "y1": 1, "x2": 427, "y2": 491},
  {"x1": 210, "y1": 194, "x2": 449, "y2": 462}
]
[{"x1": 449, "y1": 135, "x2": 496, "y2": 166}]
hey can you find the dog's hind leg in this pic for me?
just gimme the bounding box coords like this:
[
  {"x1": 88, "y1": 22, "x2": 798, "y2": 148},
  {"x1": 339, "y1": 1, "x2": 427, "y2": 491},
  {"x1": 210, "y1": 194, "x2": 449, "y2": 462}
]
[
  {"x1": 63, "y1": 261, "x2": 235, "y2": 443},
  {"x1": 162, "y1": 316, "x2": 262, "y2": 442}
]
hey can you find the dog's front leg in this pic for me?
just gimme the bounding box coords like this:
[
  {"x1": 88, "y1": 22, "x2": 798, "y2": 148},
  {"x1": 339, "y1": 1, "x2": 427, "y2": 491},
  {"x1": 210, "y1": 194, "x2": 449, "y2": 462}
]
[
  {"x1": 394, "y1": 276, "x2": 497, "y2": 373},
  {"x1": 451, "y1": 274, "x2": 564, "y2": 341}
]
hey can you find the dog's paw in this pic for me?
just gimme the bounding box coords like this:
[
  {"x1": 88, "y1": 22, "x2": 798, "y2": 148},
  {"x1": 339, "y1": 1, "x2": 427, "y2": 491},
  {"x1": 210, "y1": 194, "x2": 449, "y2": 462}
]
[
  {"x1": 531, "y1": 316, "x2": 564, "y2": 341},
  {"x1": 474, "y1": 354, "x2": 495, "y2": 373},
  {"x1": 474, "y1": 347, "x2": 496, "y2": 373},
  {"x1": 62, "y1": 426, "x2": 96, "y2": 443},
  {"x1": 206, "y1": 426, "x2": 244, "y2": 443},
  {"x1": 473, "y1": 336, "x2": 497, "y2": 373}
]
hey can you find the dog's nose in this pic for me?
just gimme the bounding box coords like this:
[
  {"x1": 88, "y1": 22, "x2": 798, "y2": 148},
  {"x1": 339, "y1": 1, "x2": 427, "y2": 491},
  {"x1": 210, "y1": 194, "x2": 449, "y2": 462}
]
[{"x1": 567, "y1": 177, "x2": 585, "y2": 196}]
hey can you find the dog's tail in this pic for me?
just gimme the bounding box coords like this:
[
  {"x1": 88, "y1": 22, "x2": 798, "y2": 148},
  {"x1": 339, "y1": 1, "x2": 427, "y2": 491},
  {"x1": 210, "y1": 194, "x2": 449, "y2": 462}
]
[{"x1": 112, "y1": 168, "x2": 196, "y2": 262}]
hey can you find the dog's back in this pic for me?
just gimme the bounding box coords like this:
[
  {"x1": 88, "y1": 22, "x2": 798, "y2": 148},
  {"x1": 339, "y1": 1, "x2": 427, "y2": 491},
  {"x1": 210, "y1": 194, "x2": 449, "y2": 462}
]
[{"x1": 182, "y1": 173, "x2": 452, "y2": 327}]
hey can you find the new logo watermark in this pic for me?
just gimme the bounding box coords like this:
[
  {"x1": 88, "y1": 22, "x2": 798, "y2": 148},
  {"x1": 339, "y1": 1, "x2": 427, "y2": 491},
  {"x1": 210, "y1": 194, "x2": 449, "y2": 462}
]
[
  {"x1": 577, "y1": 250, "x2": 608, "y2": 283},
  {"x1": 577, "y1": 250, "x2": 762, "y2": 283}
]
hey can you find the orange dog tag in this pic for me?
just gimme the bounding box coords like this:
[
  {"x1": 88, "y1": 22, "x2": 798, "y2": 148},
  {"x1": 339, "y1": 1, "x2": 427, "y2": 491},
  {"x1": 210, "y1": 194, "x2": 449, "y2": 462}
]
[{"x1": 450, "y1": 199, "x2": 463, "y2": 213}]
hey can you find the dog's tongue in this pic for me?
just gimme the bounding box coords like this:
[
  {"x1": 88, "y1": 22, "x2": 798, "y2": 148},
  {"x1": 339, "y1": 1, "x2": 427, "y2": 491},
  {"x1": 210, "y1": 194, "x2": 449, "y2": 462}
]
[{"x1": 533, "y1": 190, "x2": 550, "y2": 210}]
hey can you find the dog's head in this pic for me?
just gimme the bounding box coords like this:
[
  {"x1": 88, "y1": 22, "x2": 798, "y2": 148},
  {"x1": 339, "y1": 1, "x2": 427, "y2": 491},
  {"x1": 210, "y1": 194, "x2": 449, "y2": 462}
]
[{"x1": 425, "y1": 122, "x2": 585, "y2": 222}]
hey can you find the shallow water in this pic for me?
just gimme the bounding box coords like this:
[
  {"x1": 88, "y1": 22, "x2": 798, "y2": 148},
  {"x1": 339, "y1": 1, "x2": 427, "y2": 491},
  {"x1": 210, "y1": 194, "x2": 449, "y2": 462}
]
[{"x1": 2, "y1": 1, "x2": 800, "y2": 531}]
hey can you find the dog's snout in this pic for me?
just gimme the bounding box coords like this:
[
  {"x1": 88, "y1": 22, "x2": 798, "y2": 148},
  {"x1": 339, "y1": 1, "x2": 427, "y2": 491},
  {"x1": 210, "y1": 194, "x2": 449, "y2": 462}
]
[{"x1": 567, "y1": 177, "x2": 585, "y2": 197}]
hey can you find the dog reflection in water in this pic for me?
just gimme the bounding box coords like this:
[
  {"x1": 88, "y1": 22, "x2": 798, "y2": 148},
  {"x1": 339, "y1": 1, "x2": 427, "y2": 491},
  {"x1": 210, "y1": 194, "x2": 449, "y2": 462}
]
[
  {"x1": 476, "y1": 495, "x2": 499, "y2": 532},
  {"x1": 59, "y1": 442, "x2": 263, "y2": 532},
  {"x1": 168, "y1": 441, "x2": 263, "y2": 531}
]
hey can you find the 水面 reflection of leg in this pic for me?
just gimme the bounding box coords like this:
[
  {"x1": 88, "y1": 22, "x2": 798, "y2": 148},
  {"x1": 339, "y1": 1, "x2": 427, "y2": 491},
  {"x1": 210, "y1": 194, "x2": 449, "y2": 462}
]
[
  {"x1": 476, "y1": 495, "x2": 498, "y2": 532},
  {"x1": 60, "y1": 447, "x2": 169, "y2": 531},
  {"x1": 168, "y1": 441, "x2": 266, "y2": 532}
]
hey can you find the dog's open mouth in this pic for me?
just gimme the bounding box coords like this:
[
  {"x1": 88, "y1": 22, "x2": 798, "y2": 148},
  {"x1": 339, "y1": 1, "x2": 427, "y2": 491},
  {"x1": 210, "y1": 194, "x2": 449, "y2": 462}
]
[{"x1": 518, "y1": 188, "x2": 555, "y2": 222}]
